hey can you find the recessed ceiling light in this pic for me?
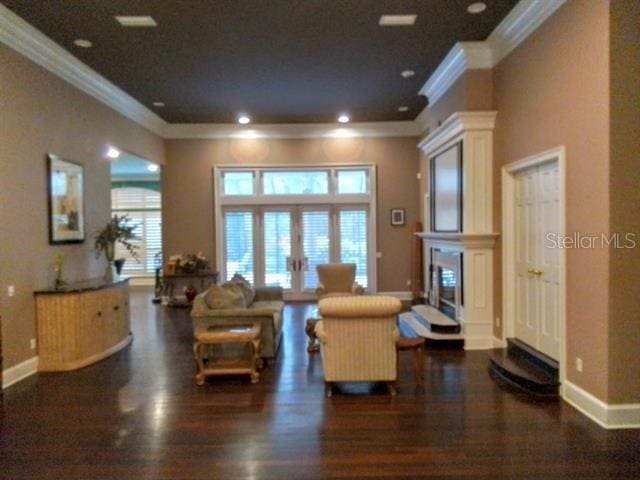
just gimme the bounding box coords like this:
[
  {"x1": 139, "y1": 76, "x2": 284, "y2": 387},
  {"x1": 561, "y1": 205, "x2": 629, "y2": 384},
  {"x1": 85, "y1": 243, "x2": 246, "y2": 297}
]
[
  {"x1": 147, "y1": 164, "x2": 159, "y2": 172},
  {"x1": 152, "y1": 102, "x2": 165, "y2": 107},
  {"x1": 398, "y1": 106, "x2": 409, "y2": 112},
  {"x1": 238, "y1": 115, "x2": 251, "y2": 125},
  {"x1": 106, "y1": 147, "x2": 121, "y2": 159},
  {"x1": 338, "y1": 114, "x2": 350, "y2": 123},
  {"x1": 467, "y1": 2, "x2": 487, "y2": 14},
  {"x1": 115, "y1": 15, "x2": 157, "y2": 27},
  {"x1": 379, "y1": 14, "x2": 417, "y2": 26},
  {"x1": 401, "y1": 70, "x2": 415, "y2": 78},
  {"x1": 73, "y1": 39, "x2": 92, "y2": 48}
]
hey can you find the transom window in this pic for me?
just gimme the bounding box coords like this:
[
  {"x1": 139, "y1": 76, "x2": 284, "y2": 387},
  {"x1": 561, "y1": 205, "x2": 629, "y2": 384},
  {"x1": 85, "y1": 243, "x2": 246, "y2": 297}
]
[{"x1": 219, "y1": 166, "x2": 370, "y2": 200}]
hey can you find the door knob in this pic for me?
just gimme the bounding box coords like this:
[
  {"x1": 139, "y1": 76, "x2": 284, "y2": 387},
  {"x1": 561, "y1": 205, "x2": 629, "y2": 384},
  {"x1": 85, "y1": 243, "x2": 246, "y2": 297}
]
[{"x1": 527, "y1": 268, "x2": 543, "y2": 275}]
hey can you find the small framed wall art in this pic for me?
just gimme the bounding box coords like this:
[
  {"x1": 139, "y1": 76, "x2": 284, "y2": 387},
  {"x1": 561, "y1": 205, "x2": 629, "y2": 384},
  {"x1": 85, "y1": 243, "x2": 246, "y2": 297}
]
[
  {"x1": 390, "y1": 208, "x2": 405, "y2": 226},
  {"x1": 47, "y1": 154, "x2": 85, "y2": 244}
]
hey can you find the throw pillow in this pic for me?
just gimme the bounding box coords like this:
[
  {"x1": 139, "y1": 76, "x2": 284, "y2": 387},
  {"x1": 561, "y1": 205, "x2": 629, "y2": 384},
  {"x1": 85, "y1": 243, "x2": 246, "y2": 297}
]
[
  {"x1": 230, "y1": 273, "x2": 255, "y2": 306},
  {"x1": 204, "y1": 283, "x2": 246, "y2": 310}
]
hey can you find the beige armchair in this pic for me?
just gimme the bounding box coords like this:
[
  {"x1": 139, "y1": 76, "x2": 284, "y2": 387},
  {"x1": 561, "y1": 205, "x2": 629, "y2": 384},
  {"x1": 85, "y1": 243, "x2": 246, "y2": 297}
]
[
  {"x1": 315, "y1": 263, "x2": 365, "y2": 299},
  {"x1": 315, "y1": 295, "x2": 402, "y2": 396}
]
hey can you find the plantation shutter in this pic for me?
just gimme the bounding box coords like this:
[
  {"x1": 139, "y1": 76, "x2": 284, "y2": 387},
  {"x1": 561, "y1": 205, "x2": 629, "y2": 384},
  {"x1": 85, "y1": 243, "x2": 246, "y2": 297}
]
[
  {"x1": 224, "y1": 210, "x2": 255, "y2": 283},
  {"x1": 339, "y1": 209, "x2": 368, "y2": 287}
]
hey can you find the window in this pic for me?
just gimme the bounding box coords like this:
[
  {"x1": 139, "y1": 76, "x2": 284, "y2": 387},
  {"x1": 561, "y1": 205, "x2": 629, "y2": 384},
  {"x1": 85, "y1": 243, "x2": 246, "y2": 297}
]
[
  {"x1": 337, "y1": 169, "x2": 368, "y2": 194},
  {"x1": 111, "y1": 187, "x2": 162, "y2": 276},
  {"x1": 224, "y1": 210, "x2": 254, "y2": 283},
  {"x1": 339, "y1": 209, "x2": 368, "y2": 287},
  {"x1": 215, "y1": 166, "x2": 376, "y2": 296},
  {"x1": 222, "y1": 171, "x2": 254, "y2": 195},
  {"x1": 263, "y1": 170, "x2": 328, "y2": 195}
]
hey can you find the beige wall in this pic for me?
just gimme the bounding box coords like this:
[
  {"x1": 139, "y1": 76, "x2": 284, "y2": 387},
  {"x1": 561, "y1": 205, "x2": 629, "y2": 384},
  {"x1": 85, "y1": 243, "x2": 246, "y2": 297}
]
[
  {"x1": 163, "y1": 137, "x2": 420, "y2": 292},
  {"x1": 425, "y1": 69, "x2": 494, "y2": 133},
  {"x1": 492, "y1": 0, "x2": 611, "y2": 400},
  {"x1": 608, "y1": 0, "x2": 640, "y2": 404},
  {"x1": 0, "y1": 44, "x2": 165, "y2": 370}
]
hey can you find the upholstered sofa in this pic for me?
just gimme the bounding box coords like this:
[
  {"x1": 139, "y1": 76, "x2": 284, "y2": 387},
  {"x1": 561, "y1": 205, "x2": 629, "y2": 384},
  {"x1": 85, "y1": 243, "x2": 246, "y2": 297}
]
[
  {"x1": 191, "y1": 280, "x2": 284, "y2": 359},
  {"x1": 315, "y1": 295, "x2": 402, "y2": 395}
]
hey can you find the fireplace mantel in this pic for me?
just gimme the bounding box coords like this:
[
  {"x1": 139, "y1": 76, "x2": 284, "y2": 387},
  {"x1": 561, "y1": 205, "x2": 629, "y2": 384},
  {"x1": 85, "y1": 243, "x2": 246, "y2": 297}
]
[{"x1": 416, "y1": 232, "x2": 499, "y2": 249}]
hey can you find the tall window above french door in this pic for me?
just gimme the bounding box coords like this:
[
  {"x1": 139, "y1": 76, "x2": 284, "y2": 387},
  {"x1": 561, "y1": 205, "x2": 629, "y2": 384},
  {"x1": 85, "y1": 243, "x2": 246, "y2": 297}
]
[{"x1": 216, "y1": 166, "x2": 376, "y2": 298}]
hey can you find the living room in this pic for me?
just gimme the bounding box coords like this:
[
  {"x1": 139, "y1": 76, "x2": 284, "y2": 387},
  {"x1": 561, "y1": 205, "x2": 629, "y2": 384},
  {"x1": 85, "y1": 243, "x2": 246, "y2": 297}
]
[{"x1": 1, "y1": 0, "x2": 639, "y2": 478}]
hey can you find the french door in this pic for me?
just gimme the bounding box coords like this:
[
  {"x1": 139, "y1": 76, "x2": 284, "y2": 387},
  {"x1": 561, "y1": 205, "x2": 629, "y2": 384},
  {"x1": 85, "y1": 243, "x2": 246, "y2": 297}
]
[
  {"x1": 514, "y1": 161, "x2": 560, "y2": 360},
  {"x1": 223, "y1": 206, "x2": 370, "y2": 299}
]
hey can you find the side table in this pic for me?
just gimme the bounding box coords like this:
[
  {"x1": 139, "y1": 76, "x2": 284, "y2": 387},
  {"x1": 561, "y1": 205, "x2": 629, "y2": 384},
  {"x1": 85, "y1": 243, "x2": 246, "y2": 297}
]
[{"x1": 193, "y1": 322, "x2": 262, "y2": 385}]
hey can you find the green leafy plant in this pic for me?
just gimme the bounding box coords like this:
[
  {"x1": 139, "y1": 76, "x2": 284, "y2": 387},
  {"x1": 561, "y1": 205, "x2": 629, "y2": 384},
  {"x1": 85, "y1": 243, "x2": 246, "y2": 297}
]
[{"x1": 94, "y1": 214, "x2": 140, "y2": 262}]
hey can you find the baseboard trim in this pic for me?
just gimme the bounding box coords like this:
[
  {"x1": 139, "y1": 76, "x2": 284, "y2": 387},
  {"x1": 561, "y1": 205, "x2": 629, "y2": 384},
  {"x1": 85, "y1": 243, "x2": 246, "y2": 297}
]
[
  {"x1": 378, "y1": 291, "x2": 413, "y2": 301},
  {"x1": 2, "y1": 356, "x2": 39, "y2": 389},
  {"x1": 563, "y1": 381, "x2": 640, "y2": 429},
  {"x1": 493, "y1": 337, "x2": 507, "y2": 349},
  {"x1": 463, "y1": 336, "x2": 495, "y2": 350},
  {"x1": 129, "y1": 277, "x2": 155, "y2": 287}
]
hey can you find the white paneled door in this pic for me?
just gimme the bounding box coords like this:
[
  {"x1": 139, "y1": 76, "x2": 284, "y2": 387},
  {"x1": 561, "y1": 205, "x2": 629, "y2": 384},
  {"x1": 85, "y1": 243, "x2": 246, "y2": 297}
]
[
  {"x1": 513, "y1": 161, "x2": 560, "y2": 360},
  {"x1": 224, "y1": 206, "x2": 371, "y2": 300}
]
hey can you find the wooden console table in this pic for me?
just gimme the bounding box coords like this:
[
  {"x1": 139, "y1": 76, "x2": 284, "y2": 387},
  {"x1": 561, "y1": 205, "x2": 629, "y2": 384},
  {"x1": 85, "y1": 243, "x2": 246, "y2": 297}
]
[
  {"x1": 34, "y1": 278, "x2": 132, "y2": 371},
  {"x1": 163, "y1": 271, "x2": 218, "y2": 307}
]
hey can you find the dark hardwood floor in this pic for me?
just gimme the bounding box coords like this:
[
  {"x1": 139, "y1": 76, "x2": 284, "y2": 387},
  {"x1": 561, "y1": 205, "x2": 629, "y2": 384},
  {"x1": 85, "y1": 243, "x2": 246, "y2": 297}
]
[{"x1": 1, "y1": 288, "x2": 639, "y2": 479}]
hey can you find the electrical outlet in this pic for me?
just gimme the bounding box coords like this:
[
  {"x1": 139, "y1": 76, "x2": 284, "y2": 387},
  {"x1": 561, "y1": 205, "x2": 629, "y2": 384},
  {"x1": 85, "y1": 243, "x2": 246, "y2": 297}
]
[
  {"x1": 7, "y1": 285, "x2": 15, "y2": 297},
  {"x1": 376, "y1": 252, "x2": 382, "y2": 259},
  {"x1": 30, "y1": 338, "x2": 37, "y2": 350},
  {"x1": 416, "y1": 172, "x2": 422, "y2": 180},
  {"x1": 576, "y1": 357, "x2": 583, "y2": 372},
  {"x1": 495, "y1": 317, "x2": 501, "y2": 328},
  {"x1": 406, "y1": 279, "x2": 412, "y2": 287}
]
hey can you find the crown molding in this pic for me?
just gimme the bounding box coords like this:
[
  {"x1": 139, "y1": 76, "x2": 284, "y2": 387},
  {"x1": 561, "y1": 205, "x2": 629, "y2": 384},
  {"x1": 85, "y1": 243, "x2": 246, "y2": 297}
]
[
  {"x1": 414, "y1": 106, "x2": 430, "y2": 135},
  {"x1": 419, "y1": 0, "x2": 566, "y2": 107},
  {"x1": 487, "y1": 0, "x2": 566, "y2": 65},
  {"x1": 164, "y1": 121, "x2": 421, "y2": 140},
  {"x1": 0, "y1": 3, "x2": 166, "y2": 136},
  {"x1": 418, "y1": 42, "x2": 493, "y2": 106}
]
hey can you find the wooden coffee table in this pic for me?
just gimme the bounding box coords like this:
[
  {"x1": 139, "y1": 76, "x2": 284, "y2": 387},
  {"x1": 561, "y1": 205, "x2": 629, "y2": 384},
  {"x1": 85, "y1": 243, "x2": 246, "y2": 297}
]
[{"x1": 193, "y1": 322, "x2": 262, "y2": 385}]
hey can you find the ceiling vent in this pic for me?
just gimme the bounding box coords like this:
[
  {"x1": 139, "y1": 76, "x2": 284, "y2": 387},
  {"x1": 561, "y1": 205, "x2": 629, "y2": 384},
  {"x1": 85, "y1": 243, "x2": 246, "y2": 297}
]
[
  {"x1": 115, "y1": 16, "x2": 157, "y2": 27},
  {"x1": 379, "y1": 14, "x2": 417, "y2": 26}
]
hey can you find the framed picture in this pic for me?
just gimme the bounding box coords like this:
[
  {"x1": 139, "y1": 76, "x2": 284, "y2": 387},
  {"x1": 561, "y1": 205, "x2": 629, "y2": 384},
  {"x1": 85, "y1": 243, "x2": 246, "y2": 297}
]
[
  {"x1": 430, "y1": 141, "x2": 462, "y2": 232},
  {"x1": 391, "y1": 208, "x2": 405, "y2": 226},
  {"x1": 47, "y1": 154, "x2": 85, "y2": 244}
]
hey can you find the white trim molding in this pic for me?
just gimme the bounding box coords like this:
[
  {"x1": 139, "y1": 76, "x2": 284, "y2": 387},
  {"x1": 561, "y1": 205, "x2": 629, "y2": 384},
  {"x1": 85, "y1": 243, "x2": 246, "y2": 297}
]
[
  {"x1": 419, "y1": 0, "x2": 565, "y2": 107},
  {"x1": 164, "y1": 121, "x2": 421, "y2": 140},
  {"x1": 563, "y1": 381, "x2": 640, "y2": 429},
  {"x1": 418, "y1": 42, "x2": 493, "y2": 106},
  {"x1": 0, "y1": 3, "x2": 166, "y2": 136},
  {"x1": 487, "y1": 0, "x2": 566, "y2": 65},
  {"x1": 2, "y1": 356, "x2": 39, "y2": 389}
]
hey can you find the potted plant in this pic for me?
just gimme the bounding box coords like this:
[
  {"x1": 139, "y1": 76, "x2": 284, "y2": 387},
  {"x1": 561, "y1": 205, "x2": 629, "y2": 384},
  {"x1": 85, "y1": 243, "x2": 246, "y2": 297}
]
[{"x1": 94, "y1": 214, "x2": 139, "y2": 280}]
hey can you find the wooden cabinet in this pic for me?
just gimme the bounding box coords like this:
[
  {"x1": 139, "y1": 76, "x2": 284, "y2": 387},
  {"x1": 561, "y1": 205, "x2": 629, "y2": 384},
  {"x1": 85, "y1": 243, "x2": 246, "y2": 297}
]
[{"x1": 35, "y1": 279, "x2": 132, "y2": 371}]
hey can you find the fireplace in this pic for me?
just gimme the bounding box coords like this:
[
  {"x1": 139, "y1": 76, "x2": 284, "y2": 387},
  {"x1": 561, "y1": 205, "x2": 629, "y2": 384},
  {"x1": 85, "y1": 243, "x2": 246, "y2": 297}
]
[{"x1": 429, "y1": 249, "x2": 462, "y2": 320}]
